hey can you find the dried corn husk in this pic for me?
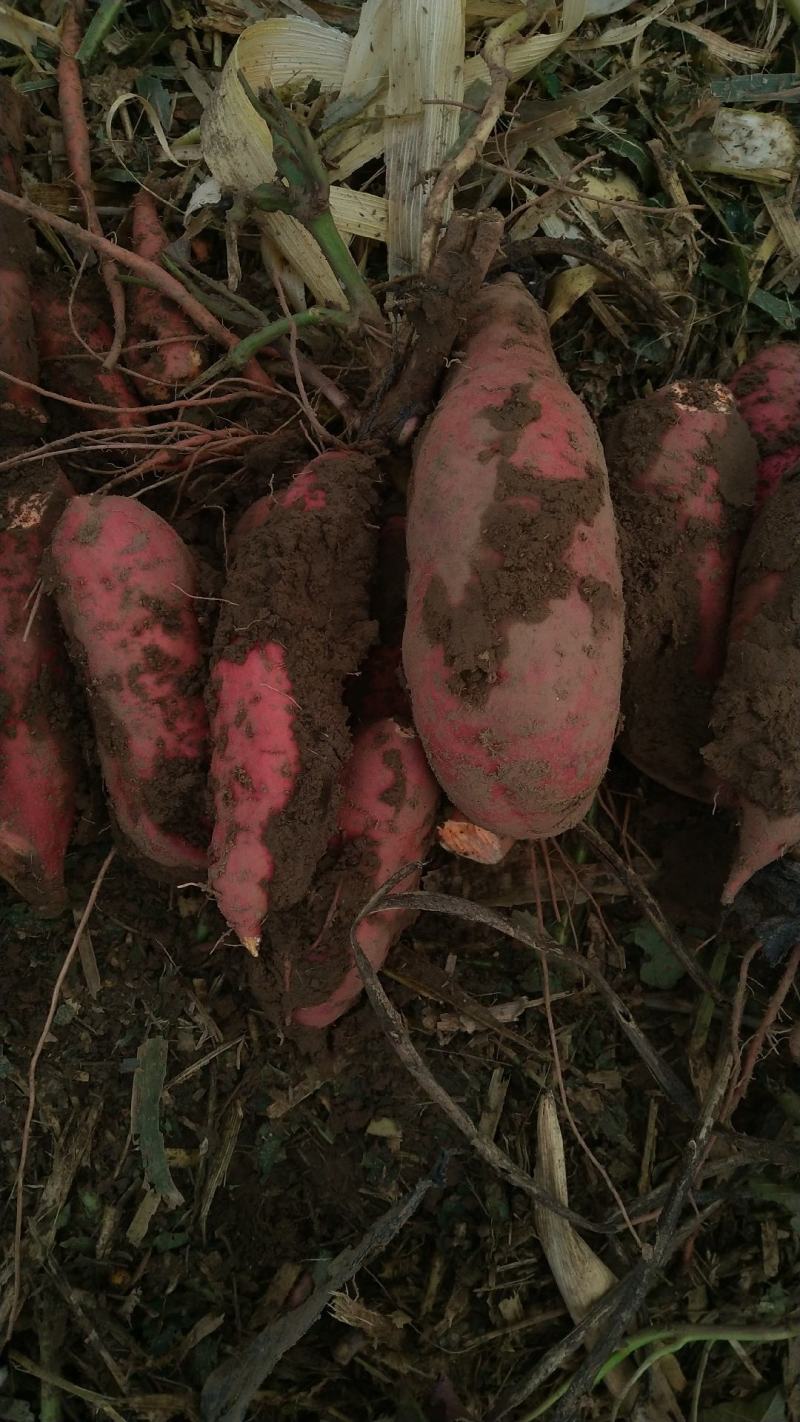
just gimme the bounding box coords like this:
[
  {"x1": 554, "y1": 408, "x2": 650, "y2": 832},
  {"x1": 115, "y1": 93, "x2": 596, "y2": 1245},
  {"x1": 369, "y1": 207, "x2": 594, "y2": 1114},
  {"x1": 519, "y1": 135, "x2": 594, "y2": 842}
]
[
  {"x1": 385, "y1": 0, "x2": 465, "y2": 277},
  {"x1": 465, "y1": 0, "x2": 586, "y2": 88},
  {"x1": 535, "y1": 1095, "x2": 685, "y2": 1418},
  {"x1": 686, "y1": 109, "x2": 799, "y2": 184},
  {"x1": 201, "y1": 16, "x2": 390, "y2": 304}
]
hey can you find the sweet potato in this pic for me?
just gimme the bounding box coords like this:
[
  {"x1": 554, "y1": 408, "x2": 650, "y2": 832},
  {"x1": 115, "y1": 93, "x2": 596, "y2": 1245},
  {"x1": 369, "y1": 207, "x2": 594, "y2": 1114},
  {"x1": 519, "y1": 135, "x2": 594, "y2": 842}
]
[
  {"x1": 605, "y1": 381, "x2": 757, "y2": 800},
  {"x1": 0, "y1": 466, "x2": 77, "y2": 912},
  {"x1": 704, "y1": 469, "x2": 800, "y2": 902},
  {"x1": 49, "y1": 494, "x2": 209, "y2": 876},
  {"x1": 276, "y1": 718, "x2": 439, "y2": 1029},
  {"x1": 0, "y1": 79, "x2": 46, "y2": 436},
  {"x1": 402, "y1": 273, "x2": 623, "y2": 839},
  {"x1": 126, "y1": 190, "x2": 205, "y2": 400},
  {"x1": 730, "y1": 342, "x2": 800, "y2": 509},
  {"x1": 209, "y1": 452, "x2": 378, "y2": 953},
  {"x1": 32, "y1": 281, "x2": 141, "y2": 430}
]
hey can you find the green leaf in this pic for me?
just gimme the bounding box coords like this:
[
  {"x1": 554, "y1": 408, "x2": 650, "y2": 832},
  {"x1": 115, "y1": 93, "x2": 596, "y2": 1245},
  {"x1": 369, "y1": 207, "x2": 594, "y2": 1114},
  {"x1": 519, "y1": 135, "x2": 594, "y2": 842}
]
[
  {"x1": 131, "y1": 1037, "x2": 184, "y2": 1208},
  {"x1": 631, "y1": 922, "x2": 685, "y2": 988}
]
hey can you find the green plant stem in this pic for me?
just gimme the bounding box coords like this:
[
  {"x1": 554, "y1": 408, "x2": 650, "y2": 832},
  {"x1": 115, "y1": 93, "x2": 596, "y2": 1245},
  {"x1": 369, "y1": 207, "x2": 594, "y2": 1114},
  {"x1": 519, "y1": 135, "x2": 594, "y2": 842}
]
[
  {"x1": 76, "y1": 0, "x2": 126, "y2": 65},
  {"x1": 240, "y1": 74, "x2": 383, "y2": 329},
  {"x1": 180, "y1": 305, "x2": 352, "y2": 393},
  {"x1": 161, "y1": 255, "x2": 262, "y2": 331},
  {"x1": 522, "y1": 1323, "x2": 800, "y2": 1420},
  {"x1": 308, "y1": 209, "x2": 381, "y2": 325}
]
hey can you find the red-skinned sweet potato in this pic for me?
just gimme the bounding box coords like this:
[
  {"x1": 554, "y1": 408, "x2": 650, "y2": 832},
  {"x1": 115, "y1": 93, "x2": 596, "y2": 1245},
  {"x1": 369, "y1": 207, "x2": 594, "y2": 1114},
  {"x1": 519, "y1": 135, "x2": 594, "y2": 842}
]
[
  {"x1": 704, "y1": 468, "x2": 800, "y2": 902},
  {"x1": 49, "y1": 494, "x2": 209, "y2": 876},
  {"x1": 0, "y1": 466, "x2": 77, "y2": 912},
  {"x1": 605, "y1": 381, "x2": 756, "y2": 800},
  {"x1": 402, "y1": 273, "x2": 623, "y2": 839},
  {"x1": 32, "y1": 280, "x2": 141, "y2": 430},
  {"x1": 730, "y1": 342, "x2": 800, "y2": 509},
  {"x1": 126, "y1": 190, "x2": 205, "y2": 400},
  {"x1": 275, "y1": 717, "x2": 439, "y2": 1029},
  {"x1": 209, "y1": 452, "x2": 378, "y2": 953}
]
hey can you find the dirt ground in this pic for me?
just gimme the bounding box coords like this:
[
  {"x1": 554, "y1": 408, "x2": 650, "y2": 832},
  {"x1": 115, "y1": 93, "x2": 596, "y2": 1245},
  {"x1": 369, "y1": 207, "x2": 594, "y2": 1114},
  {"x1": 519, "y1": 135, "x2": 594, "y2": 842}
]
[{"x1": 2, "y1": 756, "x2": 800, "y2": 1420}]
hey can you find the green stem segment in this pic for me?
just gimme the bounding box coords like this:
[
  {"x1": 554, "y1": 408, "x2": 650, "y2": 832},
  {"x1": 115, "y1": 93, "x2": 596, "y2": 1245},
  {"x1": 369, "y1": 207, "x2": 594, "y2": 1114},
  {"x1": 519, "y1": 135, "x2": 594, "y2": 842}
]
[
  {"x1": 240, "y1": 74, "x2": 383, "y2": 329},
  {"x1": 307, "y1": 211, "x2": 379, "y2": 325},
  {"x1": 522, "y1": 1322, "x2": 800, "y2": 1421},
  {"x1": 181, "y1": 305, "x2": 352, "y2": 394}
]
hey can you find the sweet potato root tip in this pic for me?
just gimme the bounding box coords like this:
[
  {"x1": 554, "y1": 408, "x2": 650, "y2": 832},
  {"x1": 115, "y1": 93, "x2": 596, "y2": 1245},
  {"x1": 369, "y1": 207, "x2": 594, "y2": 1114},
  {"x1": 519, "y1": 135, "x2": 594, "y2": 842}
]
[
  {"x1": 730, "y1": 342, "x2": 800, "y2": 508},
  {"x1": 49, "y1": 494, "x2": 209, "y2": 877},
  {"x1": 0, "y1": 468, "x2": 77, "y2": 912},
  {"x1": 720, "y1": 803, "x2": 800, "y2": 905},
  {"x1": 402, "y1": 272, "x2": 623, "y2": 840},
  {"x1": 606, "y1": 379, "x2": 757, "y2": 801}
]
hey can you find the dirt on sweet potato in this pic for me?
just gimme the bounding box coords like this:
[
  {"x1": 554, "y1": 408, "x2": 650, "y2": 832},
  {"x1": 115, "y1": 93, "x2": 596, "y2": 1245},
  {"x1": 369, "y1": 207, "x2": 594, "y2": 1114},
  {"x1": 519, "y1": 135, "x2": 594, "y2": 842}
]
[
  {"x1": 210, "y1": 453, "x2": 379, "y2": 910},
  {"x1": 607, "y1": 385, "x2": 755, "y2": 798},
  {"x1": 705, "y1": 469, "x2": 800, "y2": 818},
  {"x1": 419, "y1": 385, "x2": 613, "y2": 710}
]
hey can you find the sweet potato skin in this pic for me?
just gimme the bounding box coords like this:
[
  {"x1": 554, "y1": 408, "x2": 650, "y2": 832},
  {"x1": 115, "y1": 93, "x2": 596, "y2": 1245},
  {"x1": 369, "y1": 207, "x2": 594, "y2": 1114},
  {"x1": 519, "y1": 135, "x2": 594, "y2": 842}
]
[
  {"x1": 126, "y1": 190, "x2": 205, "y2": 400},
  {"x1": 403, "y1": 272, "x2": 623, "y2": 839},
  {"x1": 285, "y1": 718, "x2": 439, "y2": 1029},
  {"x1": 606, "y1": 381, "x2": 756, "y2": 800},
  {"x1": 704, "y1": 469, "x2": 800, "y2": 901},
  {"x1": 730, "y1": 343, "x2": 800, "y2": 509},
  {"x1": 209, "y1": 453, "x2": 378, "y2": 952},
  {"x1": 49, "y1": 494, "x2": 209, "y2": 876},
  {"x1": 0, "y1": 468, "x2": 77, "y2": 911},
  {"x1": 32, "y1": 281, "x2": 141, "y2": 430}
]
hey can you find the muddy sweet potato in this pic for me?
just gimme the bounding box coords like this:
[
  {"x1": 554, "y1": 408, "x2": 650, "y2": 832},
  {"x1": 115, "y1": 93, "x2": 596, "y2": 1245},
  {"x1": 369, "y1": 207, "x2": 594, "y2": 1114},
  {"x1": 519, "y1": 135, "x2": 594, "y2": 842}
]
[
  {"x1": 402, "y1": 273, "x2": 623, "y2": 839},
  {"x1": 49, "y1": 494, "x2": 209, "y2": 876},
  {"x1": 126, "y1": 190, "x2": 205, "y2": 400},
  {"x1": 275, "y1": 717, "x2": 439, "y2": 1029},
  {"x1": 704, "y1": 468, "x2": 800, "y2": 902},
  {"x1": 209, "y1": 452, "x2": 378, "y2": 953},
  {"x1": 32, "y1": 281, "x2": 141, "y2": 430},
  {"x1": 605, "y1": 381, "x2": 757, "y2": 800},
  {"x1": 730, "y1": 342, "x2": 800, "y2": 509},
  {"x1": 0, "y1": 467, "x2": 77, "y2": 912}
]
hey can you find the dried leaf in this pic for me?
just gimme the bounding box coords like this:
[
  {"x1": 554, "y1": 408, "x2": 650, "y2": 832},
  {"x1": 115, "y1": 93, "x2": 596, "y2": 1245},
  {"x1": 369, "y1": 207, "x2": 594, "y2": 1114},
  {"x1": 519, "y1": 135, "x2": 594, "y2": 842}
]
[
  {"x1": 465, "y1": 0, "x2": 587, "y2": 87},
  {"x1": 664, "y1": 18, "x2": 773, "y2": 68},
  {"x1": 547, "y1": 262, "x2": 601, "y2": 324},
  {"x1": 384, "y1": 0, "x2": 465, "y2": 276}
]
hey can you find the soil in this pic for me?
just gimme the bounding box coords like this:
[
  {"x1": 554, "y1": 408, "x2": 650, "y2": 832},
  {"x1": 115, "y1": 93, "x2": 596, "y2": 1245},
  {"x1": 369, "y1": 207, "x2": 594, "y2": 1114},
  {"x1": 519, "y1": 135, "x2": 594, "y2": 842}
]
[
  {"x1": 209, "y1": 454, "x2": 379, "y2": 917},
  {"x1": 705, "y1": 467, "x2": 800, "y2": 815},
  {"x1": 0, "y1": 82, "x2": 43, "y2": 441},
  {"x1": 605, "y1": 384, "x2": 757, "y2": 799},
  {"x1": 419, "y1": 382, "x2": 614, "y2": 709}
]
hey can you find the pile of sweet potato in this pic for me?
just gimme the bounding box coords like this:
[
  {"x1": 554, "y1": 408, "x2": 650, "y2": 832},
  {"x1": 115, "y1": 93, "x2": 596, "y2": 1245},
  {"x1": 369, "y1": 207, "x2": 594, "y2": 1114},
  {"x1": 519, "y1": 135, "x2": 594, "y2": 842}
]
[{"x1": 3, "y1": 169, "x2": 800, "y2": 1031}]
